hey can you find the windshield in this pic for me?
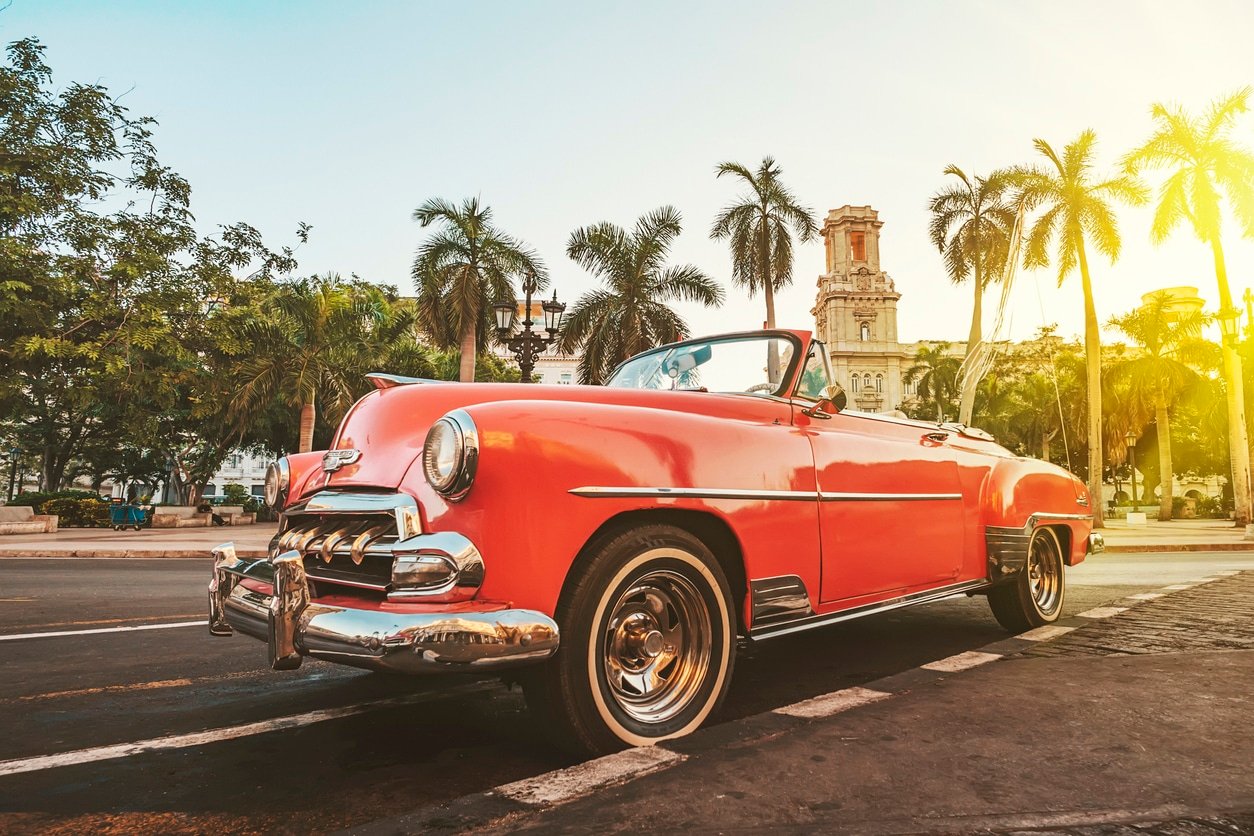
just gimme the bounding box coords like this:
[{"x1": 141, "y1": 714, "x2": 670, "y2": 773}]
[{"x1": 605, "y1": 335, "x2": 797, "y2": 395}]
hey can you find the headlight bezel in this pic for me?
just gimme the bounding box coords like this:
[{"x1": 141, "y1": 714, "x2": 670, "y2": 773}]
[
  {"x1": 263, "y1": 457, "x2": 290, "y2": 508},
  {"x1": 422, "y1": 409, "x2": 479, "y2": 501}
]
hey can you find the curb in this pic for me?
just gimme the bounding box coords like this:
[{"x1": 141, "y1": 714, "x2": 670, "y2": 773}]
[
  {"x1": 0, "y1": 548, "x2": 268, "y2": 559},
  {"x1": 1105, "y1": 542, "x2": 1254, "y2": 553},
  {"x1": 347, "y1": 569, "x2": 1246, "y2": 836}
]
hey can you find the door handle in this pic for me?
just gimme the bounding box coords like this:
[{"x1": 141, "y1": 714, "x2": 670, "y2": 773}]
[{"x1": 923, "y1": 431, "x2": 949, "y2": 443}]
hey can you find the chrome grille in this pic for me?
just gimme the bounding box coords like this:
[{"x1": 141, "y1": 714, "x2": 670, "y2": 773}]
[{"x1": 274, "y1": 514, "x2": 399, "y2": 593}]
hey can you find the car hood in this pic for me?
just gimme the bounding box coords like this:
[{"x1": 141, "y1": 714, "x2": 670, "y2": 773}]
[{"x1": 314, "y1": 381, "x2": 787, "y2": 492}]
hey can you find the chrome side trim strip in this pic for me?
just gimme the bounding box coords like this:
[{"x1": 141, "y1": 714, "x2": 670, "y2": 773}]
[
  {"x1": 569, "y1": 486, "x2": 817, "y2": 501},
  {"x1": 569, "y1": 487, "x2": 964, "y2": 502},
  {"x1": 1028, "y1": 512, "x2": 1093, "y2": 522},
  {"x1": 819, "y1": 492, "x2": 962, "y2": 502},
  {"x1": 749, "y1": 579, "x2": 989, "y2": 641}
]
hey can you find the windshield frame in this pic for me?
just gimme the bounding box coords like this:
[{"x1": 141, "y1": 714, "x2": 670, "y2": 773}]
[{"x1": 604, "y1": 330, "x2": 806, "y2": 397}]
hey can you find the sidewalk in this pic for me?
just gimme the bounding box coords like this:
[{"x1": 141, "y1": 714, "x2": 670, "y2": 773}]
[
  {"x1": 361, "y1": 571, "x2": 1254, "y2": 835},
  {"x1": 1100, "y1": 517, "x2": 1254, "y2": 552},
  {"x1": 0, "y1": 523, "x2": 276, "y2": 558}
]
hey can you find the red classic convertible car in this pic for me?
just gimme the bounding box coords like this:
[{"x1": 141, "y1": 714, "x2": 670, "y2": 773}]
[{"x1": 209, "y1": 329, "x2": 1099, "y2": 754}]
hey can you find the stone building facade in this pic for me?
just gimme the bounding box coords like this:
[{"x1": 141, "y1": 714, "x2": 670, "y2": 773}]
[{"x1": 811, "y1": 205, "x2": 947, "y2": 413}]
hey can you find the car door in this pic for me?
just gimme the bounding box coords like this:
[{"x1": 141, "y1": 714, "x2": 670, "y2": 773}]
[{"x1": 807, "y1": 413, "x2": 966, "y2": 604}]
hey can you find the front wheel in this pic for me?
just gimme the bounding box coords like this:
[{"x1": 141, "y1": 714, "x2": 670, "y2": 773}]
[
  {"x1": 988, "y1": 526, "x2": 1066, "y2": 632},
  {"x1": 523, "y1": 525, "x2": 736, "y2": 756}
]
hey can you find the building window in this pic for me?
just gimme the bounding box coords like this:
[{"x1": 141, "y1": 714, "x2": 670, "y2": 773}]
[
  {"x1": 876, "y1": 374, "x2": 883, "y2": 393},
  {"x1": 850, "y1": 231, "x2": 866, "y2": 262},
  {"x1": 851, "y1": 374, "x2": 860, "y2": 393},
  {"x1": 203, "y1": 483, "x2": 217, "y2": 496},
  {"x1": 863, "y1": 373, "x2": 872, "y2": 393},
  {"x1": 250, "y1": 484, "x2": 265, "y2": 497},
  {"x1": 859, "y1": 322, "x2": 870, "y2": 341},
  {"x1": 559, "y1": 373, "x2": 573, "y2": 385}
]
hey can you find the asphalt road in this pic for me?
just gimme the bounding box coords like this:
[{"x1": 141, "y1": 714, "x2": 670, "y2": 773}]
[{"x1": 1, "y1": 552, "x2": 1251, "y2": 834}]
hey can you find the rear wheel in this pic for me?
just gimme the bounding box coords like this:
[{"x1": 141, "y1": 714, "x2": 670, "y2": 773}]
[
  {"x1": 523, "y1": 525, "x2": 735, "y2": 756},
  {"x1": 988, "y1": 526, "x2": 1066, "y2": 632}
]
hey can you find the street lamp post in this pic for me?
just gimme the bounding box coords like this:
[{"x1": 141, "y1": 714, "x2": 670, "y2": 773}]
[
  {"x1": 493, "y1": 284, "x2": 565, "y2": 383},
  {"x1": 1125, "y1": 431, "x2": 1138, "y2": 511}
]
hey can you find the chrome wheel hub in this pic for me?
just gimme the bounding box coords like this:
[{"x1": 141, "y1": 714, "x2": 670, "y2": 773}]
[
  {"x1": 603, "y1": 569, "x2": 712, "y2": 725},
  {"x1": 1027, "y1": 533, "x2": 1063, "y2": 615}
]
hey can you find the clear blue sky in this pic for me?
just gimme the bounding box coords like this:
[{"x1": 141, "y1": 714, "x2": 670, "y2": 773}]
[{"x1": 10, "y1": 0, "x2": 1254, "y2": 344}]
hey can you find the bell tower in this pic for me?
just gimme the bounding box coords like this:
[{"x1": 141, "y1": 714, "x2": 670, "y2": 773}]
[{"x1": 811, "y1": 205, "x2": 907, "y2": 413}]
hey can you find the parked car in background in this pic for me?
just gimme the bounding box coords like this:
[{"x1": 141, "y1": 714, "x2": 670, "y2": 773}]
[{"x1": 208, "y1": 329, "x2": 1099, "y2": 754}]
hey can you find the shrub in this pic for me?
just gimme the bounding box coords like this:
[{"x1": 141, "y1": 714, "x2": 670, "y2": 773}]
[
  {"x1": 39, "y1": 497, "x2": 112, "y2": 527},
  {"x1": 9, "y1": 489, "x2": 99, "y2": 508},
  {"x1": 220, "y1": 483, "x2": 261, "y2": 514}
]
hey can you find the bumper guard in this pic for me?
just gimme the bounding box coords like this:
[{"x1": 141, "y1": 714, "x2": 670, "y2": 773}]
[{"x1": 208, "y1": 542, "x2": 559, "y2": 674}]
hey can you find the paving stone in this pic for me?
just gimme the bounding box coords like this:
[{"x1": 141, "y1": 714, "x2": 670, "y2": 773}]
[{"x1": 1022, "y1": 573, "x2": 1254, "y2": 658}]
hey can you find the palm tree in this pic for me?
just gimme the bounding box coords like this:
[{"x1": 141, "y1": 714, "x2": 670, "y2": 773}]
[
  {"x1": 1123, "y1": 87, "x2": 1254, "y2": 525},
  {"x1": 928, "y1": 166, "x2": 1016, "y2": 426},
  {"x1": 1013, "y1": 131, "x2": 1148, "y2": 526},
  {"x1": 710, "y1": 157, "x2": 817, "y2": 381},
  {"x1": 232, "y1": 275, "x2": 386, "y2": 453},
  {"x1": 560, "y1": 206, "x2": 724, "y2": 384},
  {"x1": 412, "y1": 197, "x2": 544, "y2": 382},
  {"x1": 905, "y1": 342, "x2": 961, "y2": 422},
  {"x1": 1109, "y1": 296, "x2": 1215, "y2": 520}
]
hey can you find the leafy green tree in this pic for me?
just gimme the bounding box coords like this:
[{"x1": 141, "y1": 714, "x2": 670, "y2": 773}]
[
  {"x1": 928, "y1": 166, "x2": 1016, "y2": 425},
  {"x1": 1123, "y1": 87, "x2": 1254, "y2": 524},
  {"x1": 1108, "y1": 297, "x2": 1216, "y2": 519},
  {"x1": 0, "y1": 38, "x2": 298, "y2": 490},
  {"x1": 710, "y1": 157, "x2": 817, "y2": 381},
  {"x1": 904, "y1": 343, "x2": 961, "y2": 421},
  {"x1": 561, "y1": 206, "x2": 723, "y2": 384},
  {"x1": 1013, "y1": 131, "x2": 1148, "y2": 526},
  {"x1": 231, "y1": 274, "x2": 433, "y2": 454},
  {"x1": 412, "y1": 197, "x2": 544, "y2": 382}
]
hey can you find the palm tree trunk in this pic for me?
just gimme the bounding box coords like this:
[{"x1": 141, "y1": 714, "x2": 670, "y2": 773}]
[
  {"x1": 761, "y1": 217, "x2": 780, "y2": 383},
  {"x1": 1156, "y1": 401, "x2": 1173, "y2": 521},
  {"x1": 1075, "y1": 236, "x2": 1104, "y2": 528},
  {"x1": 458, "y1": 321, "x2": 477, "y2": 383},
  {"x1": 298, "y1": 399, "x2": 316, "y2": 454},
  {"x1": 1211, "y1": 237, "x2": 1252, "y2": 526},
  {"x1": 958, "y1": 260, "x2": 983, "y2": 425}
]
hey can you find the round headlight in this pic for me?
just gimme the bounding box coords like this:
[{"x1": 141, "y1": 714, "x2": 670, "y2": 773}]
[
  {"x1": 264, "y1": 458, "x2": 290, "y2": 508},
  {"x1": 422, "y1": 410, "x2": 478, "y2": 500}
]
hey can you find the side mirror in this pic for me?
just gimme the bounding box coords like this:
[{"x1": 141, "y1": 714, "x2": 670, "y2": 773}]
[
  {"x1": 825, "y1": 384, "x2": 847, "y2": 412},
  {"x1": 802, "y1": 384, "x2": 846, "y2": 419}
]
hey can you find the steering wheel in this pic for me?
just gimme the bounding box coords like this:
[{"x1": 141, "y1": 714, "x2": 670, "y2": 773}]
[{"x1": 745, "y1": 383, "x2": 775, "y2": 394}]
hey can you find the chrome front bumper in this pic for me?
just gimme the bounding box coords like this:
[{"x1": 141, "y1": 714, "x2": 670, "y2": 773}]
[
  {"x1": 1087, "y1": 532, "x2": 1106, "y2": 554},
  {"x1": 208, "y1": 543, "x2": 559, "y2": 674}
]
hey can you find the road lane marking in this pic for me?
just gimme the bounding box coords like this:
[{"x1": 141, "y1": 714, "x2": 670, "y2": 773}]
[
  {"x1": 774, "y1": 686, "x2": 893, "y2": 719},
  {"x1": 12, "y1": 679, "x2": 194, "y2": 702},
  {"x1": 0, "y1": 598, "x2": 35, "y2": 602},
  {"x1": 920, "y1": 650, "x2": 1002, "y2": 673},
  {"x1": 1127, "y1": 592, "x2": 1165, "y2": 600},
  {"x1": 496, "y1": 746, "x2": 684, "y2": 806},
  {"x1": 1077, "y1": 606, "x2": 1128, "y2": 619},
  {"x1": 0, "y1": 685, "x2": 490, "y2": 778},
  {"x1": 8, "y1": 614, "x2": 203, "y2": 631},
  {"x1": 0, "y1": 621, "x2": 201, "y2": 642},
  {"x1": 1018, "y1": 625, "x2": 1076, "y2": 642}
]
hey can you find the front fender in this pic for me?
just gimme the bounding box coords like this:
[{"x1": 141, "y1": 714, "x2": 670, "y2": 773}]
[{"x1": 402, "y1": 398, "x2": 820, "y2": 617}]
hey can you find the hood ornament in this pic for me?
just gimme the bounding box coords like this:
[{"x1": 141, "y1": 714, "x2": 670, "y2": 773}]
[{"x1": 322, "y1": 449, "x2": 362, "y2": 473}]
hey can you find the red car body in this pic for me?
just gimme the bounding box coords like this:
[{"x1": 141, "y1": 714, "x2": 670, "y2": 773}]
[{"x1": 210, "y1": 329, "x2": 1096, "y2": 750}]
